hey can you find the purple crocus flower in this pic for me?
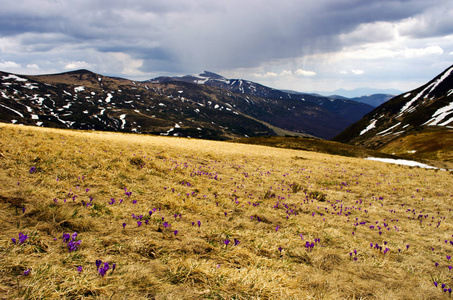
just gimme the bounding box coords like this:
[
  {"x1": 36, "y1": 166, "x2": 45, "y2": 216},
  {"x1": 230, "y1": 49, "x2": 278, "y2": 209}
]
[
  {"x1": 22, "y1": 269, "x2": 31, "y2": 276},
  {"x1": 18, "y1": 233, "x2": 28, "y2": 244},
  {"x1": 434, "y1": 282, "x2": 438, "y2": 287},
  {"x1": 95, "y1": 260, "x2": 102, "y2": 269},
  {"x1": 122, "y1": 223, "x2": 126, "y2": 228},
  {"x1": 234, "y1": 238, "x2": 240, "y2": 246},
  {"x1": 137, "y1": 221, "x2": 142, "y2": 227},
  {"x1": 77, "y1": 266, "x2": 83, "y2": 273},
  {"x1": 174, "y1": 230, "x2": 178, "y2": 236},
  {"x1": 11, "y1": 238, "x2": 16, "y2": 244},
  {"x1": 197, "y1": 220, "x2": 201, "y2": 227},
  {"x1": 224, "y1": 239, "x2": 230, "y2": 246}
]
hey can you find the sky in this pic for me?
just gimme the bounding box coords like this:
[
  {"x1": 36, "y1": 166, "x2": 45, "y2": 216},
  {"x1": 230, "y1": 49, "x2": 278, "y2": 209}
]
[{"x1": 1, "y1": 0, "x2": 453, "y2": 94}]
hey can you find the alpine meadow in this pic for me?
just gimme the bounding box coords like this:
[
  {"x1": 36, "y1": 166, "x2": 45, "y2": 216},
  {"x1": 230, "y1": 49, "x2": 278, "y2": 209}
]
[{"x1": 1, "y1": 123, "x2": 453, "y2": 299}]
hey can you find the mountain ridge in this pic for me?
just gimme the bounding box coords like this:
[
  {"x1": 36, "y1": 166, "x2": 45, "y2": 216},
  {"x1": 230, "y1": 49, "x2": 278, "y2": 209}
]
[{"x1": 0, "y1": 68, "x2": 374, "y2": 140}]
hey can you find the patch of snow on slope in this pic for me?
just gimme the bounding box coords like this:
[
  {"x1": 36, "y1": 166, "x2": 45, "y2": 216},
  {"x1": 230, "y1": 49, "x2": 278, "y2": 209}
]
[
  {"x1": 423, "y1": 101, "x2": 453, "y2": 126},
  {"x1": 24, "y1": 83, "x2": 38, "y2": 89},
  {"x1": 74, "y1": 86, "x2": 85, "y2": 93},
  {"x1": 1, "y1": 90, "x2": 9, "y2": 98},
  {"x1": 0, "y1": 103, "x2": 24, "y2": 117},
  {"x1": 105, "y1": 93, "x2": 113, "y2": 103},
  {"x1": 404, "y1": 93, "x2": 411, "y2": 98},
  {"x1": 119, "y1": 114, "x2": 126, "y2": 129},
  {"x1": 398, "y1": 82, "x2": 436, "y2": 115},
  {"x1": 359, "y1": 119, "x2": 377, "y2": 135},
  {"x1": 365, "y1": 157, "x2": 439, "y2": 170},
  {"x1": 377, "y1": 122, "x2": 401, "y2": 135},
  {"x1": 2, "y1": 74, "x2": 27, "y2": 82},
  {"x1": 427, "y1": 66, "x2": 453, "y2": 96}
]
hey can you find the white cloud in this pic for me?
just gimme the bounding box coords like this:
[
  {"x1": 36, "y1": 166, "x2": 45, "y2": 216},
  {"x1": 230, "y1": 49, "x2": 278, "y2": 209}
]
[
  {"x1": 253, "y1": 72, "x2": 278, "y2": 78},
  {"x1": 351, "y1": 69, "x2": 364, "y2": 75},
  {"x1": 295, "y1": 69, "x2": 316, "y2": 76},
  {"x1": 26, "y1": 64, "x2": 40, "y2": 70},
  {"x1": 0, "y1": 60, "x2": 21, "y2": 69},
  {"x1": 280, "y1": 70, "x2": 293, "y2": 76},
  {"x1": 65, "y1": 61, "x2": 92, "y2": 70}
]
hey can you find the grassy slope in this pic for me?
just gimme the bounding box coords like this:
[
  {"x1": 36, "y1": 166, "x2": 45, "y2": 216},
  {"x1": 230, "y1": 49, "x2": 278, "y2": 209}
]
[
  {"x1": 377, "y1": 127, "x2": 453, "y2": 170},
  {"x1": 1, "y1": 123, "x2": 453, "y2": 299}
]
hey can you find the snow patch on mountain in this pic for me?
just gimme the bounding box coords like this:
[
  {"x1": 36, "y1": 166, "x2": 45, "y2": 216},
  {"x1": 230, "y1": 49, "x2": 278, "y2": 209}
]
[
  {"x1": 0, "y1": 103, "x2": 24, "y2": 117},
  {"x1": 377, "y1": 122, "x2": 401, "y2": 136},
  {"x1": 360, "y1": 119, "x2": 377, "y2": 135},
  {"x1": 423, "y1": 101, "x2": 453, "y2": 126}
]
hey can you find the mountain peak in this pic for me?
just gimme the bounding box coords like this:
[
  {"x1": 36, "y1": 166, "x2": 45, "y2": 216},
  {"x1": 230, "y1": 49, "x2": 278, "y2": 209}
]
[{"x1": 198, "y1": 71, "x2": 225, "y2": 79}]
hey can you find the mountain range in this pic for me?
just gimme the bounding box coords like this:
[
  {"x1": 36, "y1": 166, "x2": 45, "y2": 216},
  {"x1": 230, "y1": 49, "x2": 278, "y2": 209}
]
[{"x1": 0, "y1": 69, "x2": 375, "y2": 140}]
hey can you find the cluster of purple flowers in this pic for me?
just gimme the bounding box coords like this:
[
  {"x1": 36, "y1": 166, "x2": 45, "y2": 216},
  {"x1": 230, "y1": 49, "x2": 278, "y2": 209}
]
[
  {"x1": 433, "y1": 282, "x2": 452, "y2": 294},
  {"x1": 95, "y1": 260, "x2": 116, "y2": 277},
  {"x1": 29, "y1": 167, "x2": 36, "y2": 174},
  {"x1": 11, "y1": 232, "x2": 28, "y2": 245},
  {"x1": 349, "y1": 249, "x2": 358, "y2": 261},
  {"x1": 62, "y1": 232, "x2": 81, "y2": 252},
  {"x1": 304, "y1": 239, "x2": 320, "y2": 251},
  {"x1": 224, "y1": 238, "x2": 240, "y2": 246}
]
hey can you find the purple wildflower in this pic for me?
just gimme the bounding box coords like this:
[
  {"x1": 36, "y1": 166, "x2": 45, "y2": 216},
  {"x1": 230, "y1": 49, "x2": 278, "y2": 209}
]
[
  {"x1": 18, "y1": 233, "x2": 28, "y2": 244},
  {"x1": 22, "y1": 269, "x2": 31, "y2": 276},
  {"x1": 224, "y1": 239, "x2": 230, "y2": 246},
  {"x1": 77, "y1": 266, "x2": 83, "y2": 273},
  {"x1": 95, "y1": 260, "x2": 102, "y2": 269}
]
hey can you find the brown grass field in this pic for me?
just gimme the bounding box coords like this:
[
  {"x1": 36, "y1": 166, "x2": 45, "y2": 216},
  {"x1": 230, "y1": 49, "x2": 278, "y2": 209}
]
[{"x1": 1, "y1": 123, "x2": 453, "y2": 299}]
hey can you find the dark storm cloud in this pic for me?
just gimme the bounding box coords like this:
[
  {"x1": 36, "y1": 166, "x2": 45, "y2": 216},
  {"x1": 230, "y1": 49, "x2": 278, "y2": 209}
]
[{"x1": 0, "y1": 0, "x2": 451, "y2": 76}]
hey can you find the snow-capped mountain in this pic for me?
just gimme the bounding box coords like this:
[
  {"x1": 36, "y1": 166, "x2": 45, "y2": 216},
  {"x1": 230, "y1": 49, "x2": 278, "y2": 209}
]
[
  {"x1": 148, "y1": 71, "x2": 374, "y2": 124},
  {"x1": 0, "y1": 69, "x2": 374, "y2": 139},
  {"x1": 334, "y1": 64, "x2": 453, "y2": 148}
]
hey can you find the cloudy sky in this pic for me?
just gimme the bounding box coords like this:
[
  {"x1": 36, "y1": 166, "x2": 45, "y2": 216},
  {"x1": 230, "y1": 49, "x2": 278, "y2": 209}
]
[{"x1": 1, "y1": 0, "x2": 453, "y2": 93}]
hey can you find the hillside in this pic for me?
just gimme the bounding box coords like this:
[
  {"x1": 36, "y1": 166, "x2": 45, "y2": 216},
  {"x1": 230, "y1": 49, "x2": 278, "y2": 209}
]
[
  {"x1": 148, "y1": 71, "x2": 375, "y2": 129},
  {"x1": 1, "y1": 123, "x2": 453, "y2": 299},
  {"x1": 0, "y1": 69, "x2": 374, "y2": 139},
  {"x1": 334, "y1": 64, "x2": 453, "y2": 165}
]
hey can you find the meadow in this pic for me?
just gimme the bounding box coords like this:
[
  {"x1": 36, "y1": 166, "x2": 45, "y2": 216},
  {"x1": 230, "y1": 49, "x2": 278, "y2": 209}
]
[{"x1": 0, "y1": 123, "x2": 452, "y2": 299}]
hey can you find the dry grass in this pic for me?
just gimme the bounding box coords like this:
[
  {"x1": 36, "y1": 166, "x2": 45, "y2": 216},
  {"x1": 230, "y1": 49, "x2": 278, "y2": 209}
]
[{"x1": 1, "y1": 123, "x2": 453, "y2": 299}]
